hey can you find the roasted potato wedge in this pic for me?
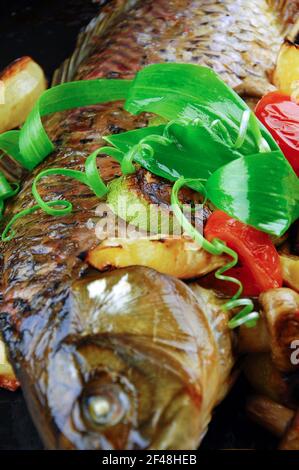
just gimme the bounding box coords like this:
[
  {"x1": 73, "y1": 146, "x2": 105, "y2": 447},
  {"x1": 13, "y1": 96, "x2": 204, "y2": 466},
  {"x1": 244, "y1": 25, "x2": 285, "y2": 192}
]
[
  {"x1": 274, "y1": 40, "x2": 299, "y2": 97},
  {"x1": 0, "y1": 56, "x2": 46, "y2": 133},
  {"x1": 87, "y1": 237, "x2": 227, "y2": 279}
]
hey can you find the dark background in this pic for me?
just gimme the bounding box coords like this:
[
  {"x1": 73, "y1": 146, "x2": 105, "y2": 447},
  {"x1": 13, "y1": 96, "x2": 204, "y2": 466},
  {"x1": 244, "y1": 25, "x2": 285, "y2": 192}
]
[
  {"x1": 0, "y1": 0, "x2": 102, "y2": 80},
  {"x1": 0, "y1": 0, "x2": 277, "y2": 450}
]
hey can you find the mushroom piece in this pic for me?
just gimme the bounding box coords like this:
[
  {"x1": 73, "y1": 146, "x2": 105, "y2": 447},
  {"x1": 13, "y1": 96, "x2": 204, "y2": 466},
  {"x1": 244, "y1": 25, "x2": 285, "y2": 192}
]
[
  {"x1": 279, "y1": 410, "x2": 299, "y2": 450},
  {"x1": 247, "y1": 395, "x2": 295, "y2": 438},
  {"x1": 259, "y1": 288, "x2": 299, "y2": 372},
  {"x1": 238, "y1": 288, "x2": 299, "y2": 372}
]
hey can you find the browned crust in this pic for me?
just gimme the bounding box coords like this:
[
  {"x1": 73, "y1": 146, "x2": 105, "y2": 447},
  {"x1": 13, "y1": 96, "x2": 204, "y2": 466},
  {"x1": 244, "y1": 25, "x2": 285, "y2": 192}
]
[
  {"x1": 0, "y1": 375, "x2": 19, "y2": 392},
  {"x1": 127, "y1": 168, "x2": 208, "y2": 211},
  {"x1": 284, "y1": 38, "x2": 299, "y2": 49},
  {"x1": 0, "y1": 56, "x2": 32, "y2": 81}
]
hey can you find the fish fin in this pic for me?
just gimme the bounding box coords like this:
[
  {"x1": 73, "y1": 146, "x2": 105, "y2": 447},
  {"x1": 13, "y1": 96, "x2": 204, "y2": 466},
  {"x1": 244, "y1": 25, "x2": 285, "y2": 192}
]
[{"x1": 52, "y1": 0, "x2": 139, "y2": 85}]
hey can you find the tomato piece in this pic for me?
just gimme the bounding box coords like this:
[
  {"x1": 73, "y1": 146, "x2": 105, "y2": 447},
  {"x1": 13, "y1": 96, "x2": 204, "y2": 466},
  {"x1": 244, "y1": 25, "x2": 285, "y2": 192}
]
[
  {"x1": 204, "y1": 210, "x2": 283, "y2": 296},
  {"x1": 255, "y1": 91, "x2": 299, "y2": 176},
  {"x1": 199, "y1": 265, "x2": 261, "y2": 297}
]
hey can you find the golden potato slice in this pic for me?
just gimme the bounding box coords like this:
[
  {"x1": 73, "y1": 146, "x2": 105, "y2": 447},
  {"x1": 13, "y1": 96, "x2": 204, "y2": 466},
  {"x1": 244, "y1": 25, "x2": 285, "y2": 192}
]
[
  {"x1": 0, "y1": 56, "x2": 46, "y2": 133},
  {"x1": 87, "y1": 237, "x2": 227, "y2": 279},
  {"x1": 273, "y1": 40, "x2": 299, "y2": 97},
  {"x1": 0, "y1": 337, "x2": 18, "y2": 391}
]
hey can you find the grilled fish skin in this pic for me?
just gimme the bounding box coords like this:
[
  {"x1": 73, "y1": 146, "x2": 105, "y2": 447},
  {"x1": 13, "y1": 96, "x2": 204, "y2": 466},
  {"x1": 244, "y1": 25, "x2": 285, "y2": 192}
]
[{"x1": 0, "y1": 0, "x2": 296, "y2": 449}]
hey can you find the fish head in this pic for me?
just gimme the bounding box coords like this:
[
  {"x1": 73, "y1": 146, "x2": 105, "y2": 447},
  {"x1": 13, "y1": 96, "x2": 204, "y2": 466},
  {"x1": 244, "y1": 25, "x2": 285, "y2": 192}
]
[{"x1": 45, "y1": 267, "x2": 214, "y2": 450}]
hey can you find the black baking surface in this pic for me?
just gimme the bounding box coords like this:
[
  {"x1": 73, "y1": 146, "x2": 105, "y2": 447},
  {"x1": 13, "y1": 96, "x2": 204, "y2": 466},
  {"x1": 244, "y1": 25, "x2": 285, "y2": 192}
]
[{"x1": 0, "y1": 0, "x2": 277, "y2": 451}]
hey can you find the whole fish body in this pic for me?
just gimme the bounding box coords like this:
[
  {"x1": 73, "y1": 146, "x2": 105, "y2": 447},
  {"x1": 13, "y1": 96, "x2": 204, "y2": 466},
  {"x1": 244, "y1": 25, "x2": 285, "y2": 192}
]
[{"x1": 0, "y1": 0, "x2": 298, "y2": 450}]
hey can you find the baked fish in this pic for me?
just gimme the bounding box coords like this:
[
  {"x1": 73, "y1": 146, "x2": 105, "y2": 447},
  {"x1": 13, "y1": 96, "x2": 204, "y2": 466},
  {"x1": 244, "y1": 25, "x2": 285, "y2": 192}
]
[{"x1": 0, "y1": 0, "x2": 297, "y2": 450}]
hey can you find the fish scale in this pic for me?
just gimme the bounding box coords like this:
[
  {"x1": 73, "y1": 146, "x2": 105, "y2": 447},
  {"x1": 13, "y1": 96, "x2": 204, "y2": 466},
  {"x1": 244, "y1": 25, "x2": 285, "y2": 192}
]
[
  {"x1": 0, "y1": 0, "x2": 298, "y2": 450},
  {"x1": 75, "y1": 0, "x2": 292, "y2": 97}
]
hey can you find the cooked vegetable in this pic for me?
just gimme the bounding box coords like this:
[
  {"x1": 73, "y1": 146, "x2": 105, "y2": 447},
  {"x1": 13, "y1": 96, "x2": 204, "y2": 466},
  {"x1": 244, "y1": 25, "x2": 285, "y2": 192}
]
[
  {"x1": 104, "y1": 120, "x2": 244, "y2": 185},
  {"x1": 260, "y1": 288, "x2": 299, "y2": 372},
  {"x1": 204, "y1": 210, "x2": 283, "y2": 296},
  {"x1": 246, "y1": 395, "x2": 295, "y2": 437},
  {"x1": 87, "y1": 237, "x2": 227, "y2": 280},
  {"x1": 243, "y1": 353, "x2": 292, "y2": 404},
  {"x1": 238, "y1": 316, "x2": 270, "y2": 354},
  {"x1": 255, "y1": 91, "x2": 299, "y2": 176},
  {"x1": 279, "y1": 410, "x2": 299, "y2": 450},
  {"x1": 273, "y1": 40, "x2": 299, "y2": 96},
  {"x1": 107, "y1": 168, "x2": 206, "y2": 235},
  {"x1": 108, "y1": 131, "x2": 299, "y2": 237},
  {"x1": 0, "y1": 172, "x2": 19, "y2": 217},
  {"x1": 106, "y1": 66, "x2": 299, "y2": 237},
  {"x1": 280, "y1": 254, "x2": 299, "y2": 291},
  {"x1": 205, "y1": 151, "x2": 299, "y2": 237},
  {"x1": 0, "y1": 56, "x2": 46, "y2": 133},
  {"x1": 107, "y1": 173, "x2": 179, "y2": 235},
  {"x1": 124, "y1": 63, "x2": 276, "y2": 154},
  {"x1": 171, "y1": 180, "x2": 259, "y2": 329}
]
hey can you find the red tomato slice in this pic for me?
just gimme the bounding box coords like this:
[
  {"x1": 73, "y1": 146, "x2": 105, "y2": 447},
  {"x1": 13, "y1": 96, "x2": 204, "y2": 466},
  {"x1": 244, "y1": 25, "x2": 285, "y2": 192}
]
[
  {"x1": 204, "y1": 210, "x2": 283, "y2": 296},
  {"x1": 255, "y1": 91, "x2": 299, "y2": 176}
]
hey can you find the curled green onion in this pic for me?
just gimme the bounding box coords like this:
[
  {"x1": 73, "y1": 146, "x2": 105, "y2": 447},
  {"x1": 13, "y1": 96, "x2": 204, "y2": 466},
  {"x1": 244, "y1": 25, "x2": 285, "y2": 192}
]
[
  {"x1": 94, "y1": 146, "x2": 124, "y2": 163},
  {"x1": 20, "y1": 80, "x2": 132, "y2": 170},
  {"x1": 84, "y1": 149, "x2": 109, "y2": 198},
  {"x1": 249, "y1": 112, "x2": 271, "y2": 153},
  {"x1": 32, "y1": 149, "x2": 108, "y2": 215},
  {"x1": 32, "y1": 168, "x2": 86, "y2": 216},
  {"x1": 121, "y1": 146, "x2": 138, "y2": 175},
  {"x1": 1, "y1": 201, "x2": 71, "y2": 242},
  {"x1": 0, "y1": 172, "x2": 19, "y2": 200},
  {"x1": 121, "y1": 134, "x2": 172, "y2": 175},
  {"x1": 163, "y1": 118, "x2": 190, "y2": 142},
  {"x1": 171, "y1": 176, "x2": 259, "y2": 329},
  {"x1": 171, "y1": 177, "x2": 222, "y2": 255},
  {"x1": 233, "y1": 110, "x2": 250, "y2": 149},
  {"x1": 0, "y1": 172, "x2": 20, "y2": 218},
  {"x1": 3, "y1": 148, "x2": 109, "y2": 236},
  {"x1": 0, "y1": 130, "x2": 24, "y2": 167},
  {"x1": 0, "y1": 80, "x2": 132, "y2": 171}
]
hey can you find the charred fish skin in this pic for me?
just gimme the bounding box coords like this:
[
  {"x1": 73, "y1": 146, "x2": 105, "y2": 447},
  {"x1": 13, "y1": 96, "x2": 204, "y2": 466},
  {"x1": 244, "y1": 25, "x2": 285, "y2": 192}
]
[{"x1": 0, "y1": 0, "x2": 294, "y2": 450}]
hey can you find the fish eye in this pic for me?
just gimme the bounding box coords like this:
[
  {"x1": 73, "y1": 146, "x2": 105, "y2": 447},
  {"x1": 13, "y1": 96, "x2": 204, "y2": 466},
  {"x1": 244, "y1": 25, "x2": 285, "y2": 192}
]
[{"x1": 82, "y1": 383, "x2": 130, "y2": 428}]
